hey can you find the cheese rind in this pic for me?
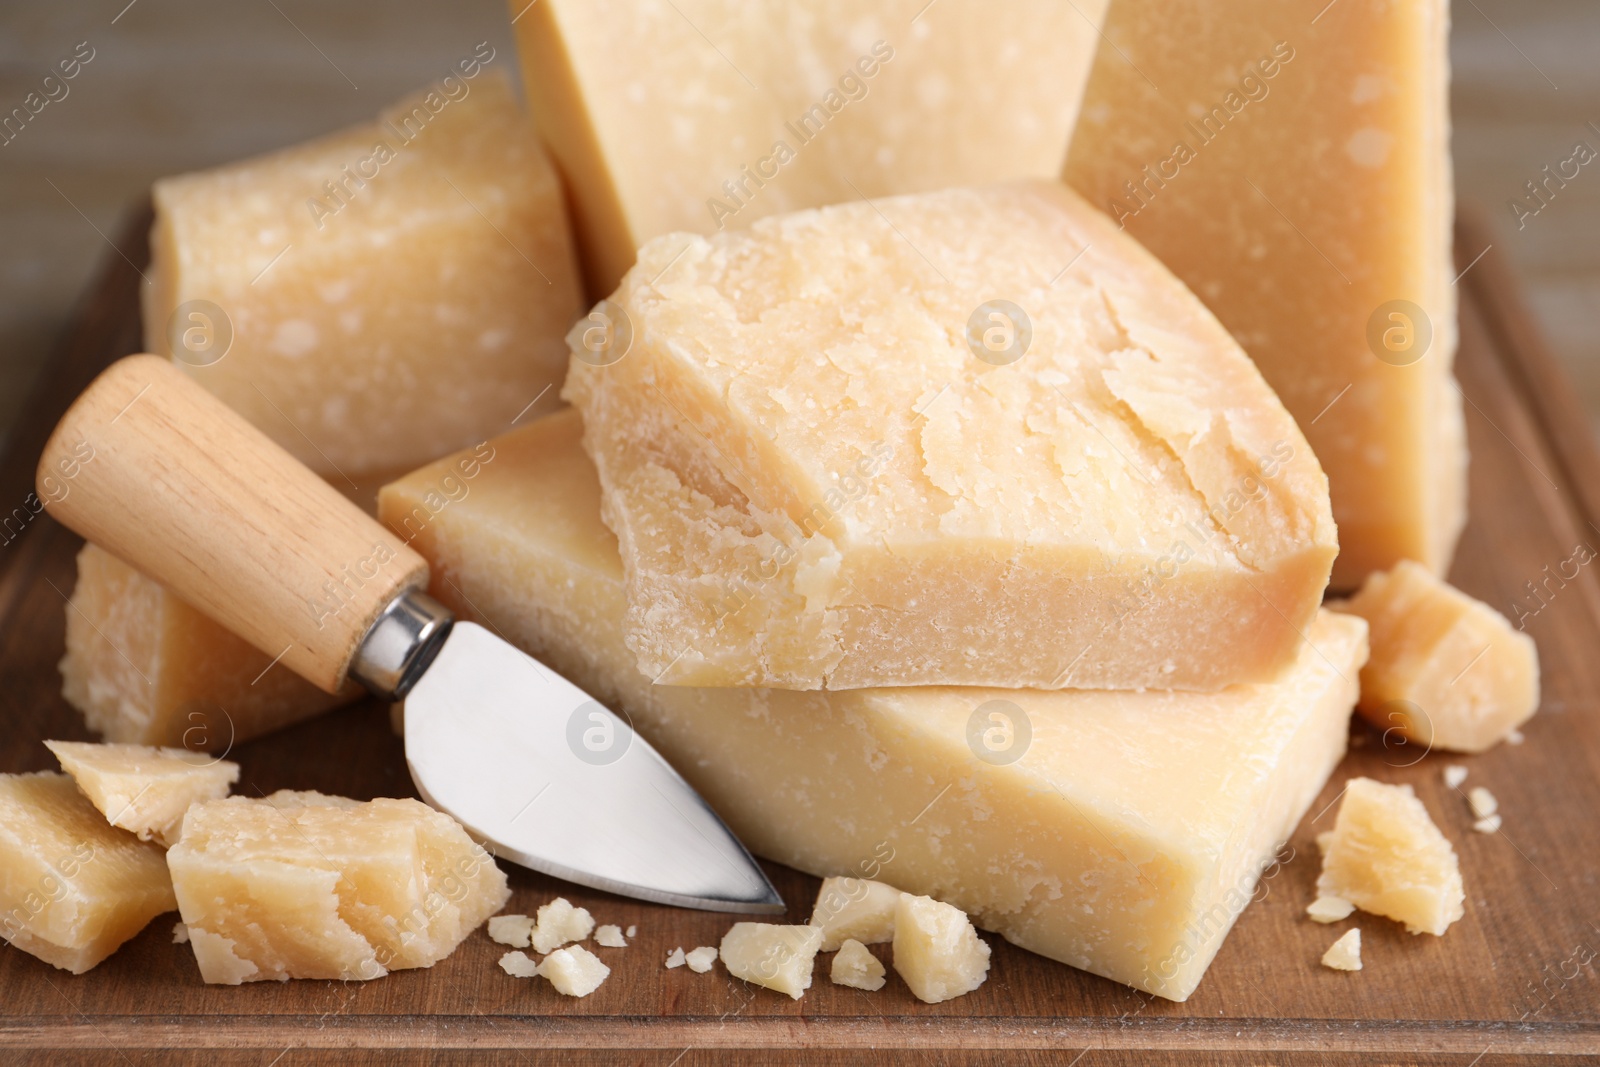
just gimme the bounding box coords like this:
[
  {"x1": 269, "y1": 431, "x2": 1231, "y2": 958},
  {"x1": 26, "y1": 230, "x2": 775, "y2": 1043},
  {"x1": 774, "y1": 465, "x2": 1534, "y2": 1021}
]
[
  {"x1": 44, "y1": 740, "x2": 239, "y2": 846},
  {"x1": 719, "y1": 923, "x2": 824, "y2": 1000},
  {"x1": 1316, "y1": 778, "x2": 1464, "y2": 936},
  {"x1": 167, "y1": 791, "x2": 509, "y2": 983},
  {"x1": 1065, "y1": 0, "x2": 1462, "y2": 588},
  {"x1": 810, "y1": 877, "x2": 900, "y2": 952},
  {"x1": 513, "y1": 0, "x2": 1108, "y2": 296},
  {"x1": 378, "y1": 412, "x2": 1366, "y2": 1000},
  {"x1": 565, "y1": 182, "x2": 1337, "y2": 692},
  {"x1": 1332, "y1": 562, "x2": 1539, "y2": 753},
  {"x1": 145, "y1": 72, "x2": 582, "y2": 476},
  {"x1": 893, "y1": 894, "x2": 991, "y2": 1004},
  {"x1": 0, "y1": 772, "x2": 175, "y2": 973}
]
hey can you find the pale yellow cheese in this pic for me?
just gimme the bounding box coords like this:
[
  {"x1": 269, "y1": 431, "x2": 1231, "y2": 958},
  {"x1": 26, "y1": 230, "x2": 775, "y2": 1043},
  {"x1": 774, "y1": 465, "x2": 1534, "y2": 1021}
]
[
  {"x1": 513, "y1": 0, "x2": 1108, "y2": 296},
  {"x1": 1332, "y1": 561, "x2": 1539, "y2": 753},
  {"x1": 830, "y1": 938, "x2": 887, "y2": 991},
  {"x1": 810, "y1": 877, "x2": 900, "y2": 952},
  {"x1": 1321, "y1": 928, "x2": 1362, "y2": 972},
  {"x1": 892, "y1": 894, "x2": 991, "y2": 1004},
  {"x1": 44, "y1": 740, "x2": 238, "y2": 846},
  {"x1": 719, "y1": 923, "x2": 824, "y2": 1000},
  {"x1": 1065, "y1": 0, "x2": 1463, "y2": 589},
  {"x1": 530, "y1": 896, "x2": 595, "y2": 954},
  {"x1": 0, "y1": 772, "x2": 175, "y2": 974},
  {"x1": 378, "y1": 411, "x2": 1365, "y2": 1000},
  {"x1": 1316, "y1": 778, "x2": 1464, "y2": 937},
  {"x1": 564, "y1": 183, "x2": 1337, "y2": 692},
  {"x1": 167, "y1": 791, "x2": 509, "y2": 983},
  {"x1": 145, "y1": 71, "x2": 582, "y2": 476},
  {"x1": 539, "y1": 944, "x2": 610, "y2": 996},
  {"x1": 59, "y1": 543, "x2": 358, "y2": 747}
]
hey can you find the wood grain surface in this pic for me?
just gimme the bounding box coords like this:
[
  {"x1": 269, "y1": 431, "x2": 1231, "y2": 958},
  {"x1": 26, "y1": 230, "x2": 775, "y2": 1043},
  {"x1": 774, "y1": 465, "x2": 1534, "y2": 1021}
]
[{"x1": 0, "y1": 208, "x2": 1597, "y2": 1064}]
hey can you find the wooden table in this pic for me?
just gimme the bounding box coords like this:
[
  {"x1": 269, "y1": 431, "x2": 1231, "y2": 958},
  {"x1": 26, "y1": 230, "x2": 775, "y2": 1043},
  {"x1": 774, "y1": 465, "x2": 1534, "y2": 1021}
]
[{"x1": 0, "y1": 209, "x2": 1596, "y2": 1064}]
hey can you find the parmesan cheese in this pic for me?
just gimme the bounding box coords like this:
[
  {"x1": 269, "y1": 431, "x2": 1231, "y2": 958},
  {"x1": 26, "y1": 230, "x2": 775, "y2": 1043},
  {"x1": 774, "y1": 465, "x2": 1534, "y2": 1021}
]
[
  {"x1": 487, "y1": 914, "x2": 534, "y2": 949},
  {"x1": 892, "y1": 894, "x2": 990, "y2": 1004},
  {"x1": 810, "y1": 877, "x2": 900, "y2": 952},
  {"x1": 684, "y1": 946, "x2": 719, "y2": 973},
  {"x1": 830, "y1": 938, "x2": 887, "y2": 992},
  {"x1": 530, "y1": 897, "x2": 595, "y2": 954},
  {"x1": 594, "y1": 924, "x2": 627, "y2": 948},
  {"x1": 1316, "y1": 778, "x2": 1464, "y2": 936},
  {"x1": 719, "y1": 923, "x2": 824, "y2": 1000},
  {"x1": 44, "y1": 740, "x2": 238, "y2": 846},
  {"x1": 499, "y1": 950, "x2": 539, "y2": 978},
  {"x1": 539, "y1": 944, "x2": 610, "y2": 997},
  {"x1": 1305, "y1": 896, "x2": 1355, "y2": 924},
  {"x1": 1321, "y1": 929, "x2": 1363, "y2": 972}
]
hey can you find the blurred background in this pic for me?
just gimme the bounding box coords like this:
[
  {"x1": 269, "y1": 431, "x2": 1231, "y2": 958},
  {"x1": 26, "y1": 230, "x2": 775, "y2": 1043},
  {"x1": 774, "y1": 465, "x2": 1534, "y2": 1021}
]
[{"x1": 1, "y1": 0, "x2": 1595, "y2": 452}]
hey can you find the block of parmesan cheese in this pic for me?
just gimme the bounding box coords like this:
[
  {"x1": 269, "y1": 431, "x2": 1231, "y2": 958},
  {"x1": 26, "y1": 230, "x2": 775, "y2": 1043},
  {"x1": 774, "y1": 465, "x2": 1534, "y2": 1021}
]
[
  {"x1": 379, "y1": 411, "x2": 1366, "y2": 1000},
  {"x1": 44, "y1": 740, "x2": 238, "y2": 846},
  {"x1": 513, "y1": 0, "x2": 1108, "y2": 296},
  {"x1": 1332, "y1": 561, "x2": 1539, "y2": 753},
  {"x1": 144, "y1": 71, "x2": 582, "y2": 476},
  {"x1": 1065, "y1": 0, "x2": 1463, "y2": 589},
  {"x1": 564, "y1": 182, "x2": 1337, "y2": 692},
  {"x1": 60, "y1": 544, "x2": 358, "y2": 747},
  {"x1": 167, "y1": 791, "x2": 509, "y2": 983},
  {"x1": 0, "y1": 772, "x2": 175, "y2": 973}
]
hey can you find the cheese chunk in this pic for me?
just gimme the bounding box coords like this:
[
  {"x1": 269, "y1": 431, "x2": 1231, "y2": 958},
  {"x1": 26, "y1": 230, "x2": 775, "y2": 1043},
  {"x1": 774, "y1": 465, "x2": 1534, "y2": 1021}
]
[
  {"x1": 530, "y1": 896, "x2": 595, "y2": 954},
  {"x1": 564, "y1": 183, "x2": 1337, "y2": 692},
  {"x1": 539, "y1": 944, "x2": 610, "y2": 997},
  {"x1": 60, "y1": 544, "x2": 357, "y2": 747},
  {"x1": 1065, "y1": 0, "x2": 1462, "y2": 589},
  {"x1": 513, "y1": 0, "x2": 1108, "y2": 296},
  {"x1": 893, "y1": 894, "x2": 991, "y2": 1004},
  {"x1": 1306, "y1": 896, "x2": 1355, "y2": 924},
  {"x1": 0, "y1": 772, "x2": 175, "y2": 973},
  {"x1": 167, "y1": 791, "x2": 509, "y2": 983},
  {"x1": 594, "y1": 924, "x2": 626, "y2": 948},
  {"x1": 830, "y1": 938, "x2": 887, "y2": 992},
  {"x1": 1321, "y1": 928, "x2": 1362, "y2": 972},
  {"x1": 379, "y1": 412, "x2": 1365, "y2": 1000},
  {"x1": 499, "y1": 950, "x2": 539, "y2": 978},
  {"x1": 684, "y1": 946, "x2": 719, "y2": 974},
  {"x1": 44, "y1": 740, "x2": 239, "y2": 846},
  {"x1": 145, "y1": 72, "x2": 581, "y2": 476},
  {"x1": 487, "y1": 914, "x2": 534, "y2": 948},
  {"x1": 719, "y1": 923, "x2": 824, "y2": 1000},
  {"x1": 1332, "y1": 562, "x2": 1539, "y2": 753},
  {"x1": 810, "y1": 877, "x2": 900, "y2": 952},
  {"x1": 1316, "y1": 778, "x2": 1464, "y2": 937}
]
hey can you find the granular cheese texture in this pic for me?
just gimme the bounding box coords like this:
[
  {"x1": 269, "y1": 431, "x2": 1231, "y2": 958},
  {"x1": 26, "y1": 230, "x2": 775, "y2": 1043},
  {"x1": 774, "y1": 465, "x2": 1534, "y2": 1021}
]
[
  {"x1": 167, "y1": 791, "x2": 509, "y2": 983},
  {"x1": 0, "y1": 772, "x2": 176, "y2": 974},
  {"x1": 539, "y1": 944, "x2": 610, "y2": 996},
  {"x1": 499, "y1": 950, "x2": 539, "y2": 978},
  {"x1": 487, "y1": 914, "x2": 534, "y2": 948},
  {"x1": 830, "y1": 938, "x2": 887, "y2": 991},
  {"x1": 810, "y1": 877, "x2": 900, "y2": 952},
  {"x1": 1333, "y1": 562, "x2": 1539, "y2": 752},
  {"x1": 719, "y1": 923, "x2": 824, "y2": 1000},
  {"x1": 594, "y1": 924, "x2": 627, "y2": 948},
  {"x1": 565, "y1": 182, "x2": 1337, "y2": 693},
  {"x1": 685, "y1": 946, "x2": 719, "y2": 973},
  {"x1": 892, "y1": 894, "x2": 991, "y2": 1004},
  {"x1": 664, "y1": 948, "x2": 686, "y2": 969},
  {"x1": 44, "y1": 740, "x2": 239, "y2": 846},
  {"x1": 1321, "y1": 928, "x2": 1362, "y2": 972},
  {"x1": 530, "y1": 897, "x2": 595, "y2": 954},
  {"x1": 1316, "y1": 778, "x2": 1464, "y2": 937}
]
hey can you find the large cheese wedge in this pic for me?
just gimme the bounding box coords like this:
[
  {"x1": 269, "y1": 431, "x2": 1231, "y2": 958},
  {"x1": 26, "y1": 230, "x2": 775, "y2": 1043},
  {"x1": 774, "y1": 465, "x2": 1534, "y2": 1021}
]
[
  {"x1": 1064, "y1": 0, "x2": 1463, "y2": 588},
  {"x1": 60, "y1": 543, "x2": 358, "y2": 747},
  {"x1": 564, "y1": 182, "x2": 1337, "y2": 692},
  {"x1": 379, "y1": 411, "x2": 1367, "y2": 1000},
  {"x1": 145, "y1": 70, "x2": 582, "y2": 476},
  {"x1": 512, "y1": 0, "x2": 1108, "y2": 296},
  {"x1": 0, "y1": 772, "x2": 175, "y2": 973}
]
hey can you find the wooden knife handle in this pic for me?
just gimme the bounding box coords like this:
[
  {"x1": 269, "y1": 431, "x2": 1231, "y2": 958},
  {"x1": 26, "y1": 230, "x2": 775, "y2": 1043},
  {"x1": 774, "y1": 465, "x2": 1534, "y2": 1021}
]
[{"x1": 37, "y1": 354, "x2": 427, "y2": 694}]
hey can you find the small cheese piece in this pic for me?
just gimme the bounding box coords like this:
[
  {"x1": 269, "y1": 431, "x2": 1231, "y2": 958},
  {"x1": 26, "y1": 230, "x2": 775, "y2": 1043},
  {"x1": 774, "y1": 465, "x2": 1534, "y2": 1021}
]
[
  {"x1": 44, "y1": 740, "x2": 239, "y2": 846},
  {"x1": 684, "y1": 946, "x2": 719, "y2": 974},
  {"x1": 1332, "y1": 562, "x2": 1539, "y2": 752},
  {"x1": 60, "y1": 544, "x2": 357, "y2": 746},
  {"x1": 499, "y1": 950, "x2": 539, "y2": 978},
  {"x1": 719, "y1": 924, "x2": 824, "y2": 1000},
  {"x1": 1321, "y1": 929, "x2": 1363, "y2": 972},
  {"x1": 1066, "y1": 0, "x2": 1462, "y2": 589},
  {"x1": 594, "y1": 924, "x2": 626, "y2": 948},
  {"x1": 664, "y1": 947, "x2": 686, "y2": 969},
  {"x1": 530, "y1": 897, "x2": 595, "y2": 954},
  {"x1": 1316, "y1": 778, "x2": 1464, "y2": 936},
  {"x1": 488, "y1": 914, "x2": 534, "y2": 948},
  {"x1": 172, "y1": 921, "x2": 189, "y2": 944},
  {"x1": 1467, "y1": 787, "x2": 1498, "y2": 819},
  {"x1": 830, "y1": 938, "x2": 887, "y2": 992},
  {"x1": 514, "y1": 0, "x2": 1108, "y2": 296},
  {"x1": 892, "y1": 894, "x2": 991, "y2": 1004},
  {"x1": 1306, "y1": 896, "x2": 1355, "y2": 924},
  {"x1": 1473, "y1": 814, "x2": 1502, "y2": 834},
  {"x1": 379, "y1": 412, "x2": 1366, "y2": 1001},
  {"x1": 0, "y1": 772, "x2": 176, "y2": 973},
  {"x1": 539, "y1": 944, "x2": 610, "y2": 997},
  {"x1": 565, "y1": 183, "x2": 1337, "y2": 692},
  {"x1": 167, "y1": 791, "x2": 509, "y2": 983},
  {"x1": 145, "y1": 72, "x2": 582, "y2": 476},
  {"x1": 1443, "y1": 765, "x2": 1469, "y2": 790},
  {"x1": 810, "y1": 877, "x2": 900, "y2": 952},
  {"x1": 625, "y1": 925, "x2": 637, "y2": 938}
]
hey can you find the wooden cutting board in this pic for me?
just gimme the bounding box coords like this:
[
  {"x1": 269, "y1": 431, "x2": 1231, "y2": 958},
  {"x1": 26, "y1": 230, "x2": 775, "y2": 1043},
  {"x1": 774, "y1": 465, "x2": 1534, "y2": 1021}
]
[{"x1": 0, "y1": 205, "x2": 1596, "y2": 1066}]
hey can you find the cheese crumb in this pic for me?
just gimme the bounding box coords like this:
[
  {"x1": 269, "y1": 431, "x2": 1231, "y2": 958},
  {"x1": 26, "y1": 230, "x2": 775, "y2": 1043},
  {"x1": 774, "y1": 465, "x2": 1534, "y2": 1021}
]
[
  {"x1": 685, "y1": 946, "x2": 718, "y2": 973},
  {"x1": 1443, "y1": 765, "x2": 1468, "y2": 789},
  {"x1": 172, "y1": 922, "x2": 190, "y2": 945},
  {"x1": 594, "y1": 924, "x2": 627, "y2": 948},
  {"x1": 830, "y1": 939, "x2": 887, "y2": 991},
  {"x1": 1306, "y1": 896, "x2": 1355, "y2": 924},
  {"x1": 719, "y1": 924, "x2": 824, "y2": 999},
  {"x1": 664, "y1": 947, "x2": 686, "y2": 969},
  {"x1": 1507, "y1": 729, "x2": 1525, "y2": 745},
  {"x1": 531, "y1": 897, "x2": 595, "y2": 954},
  {"x1": 1468, "y1": 787, "x2": 1498, "y2": 819},
  {"x1": 488, "y1": 914, "x2": 534, "y2": 948},
  {"x1": 892, "y1": 894, "x2": 991, "y2": 1004},
  {"x1": 1316, "y1": 778, "x2": 1464, "y2": 936},
  {"x1": 539, "y1": 944, "x2": 610, "y2": 996},
  {"x1": 1473, "y1": 814, "x2": 1502, "y2": 834},
  {"x1": 810, "y1": 877, "x2": 901, "y2": 952},
  {"x1": 625, "y1": 925, "x2": 637, "y2": 938},
  {"x1": 1321, "y1": 929, "x2": 1362, "y2": 971},
  {"x1": 498, "y1": 950, "x2": 539, "y2": 978}
]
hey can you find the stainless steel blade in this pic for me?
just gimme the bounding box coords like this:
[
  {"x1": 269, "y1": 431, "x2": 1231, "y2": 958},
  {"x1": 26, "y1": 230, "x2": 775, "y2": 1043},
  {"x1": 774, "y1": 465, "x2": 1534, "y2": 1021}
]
[{"x1": 403, "y1": 622, "x2": 784, "y2": 914}]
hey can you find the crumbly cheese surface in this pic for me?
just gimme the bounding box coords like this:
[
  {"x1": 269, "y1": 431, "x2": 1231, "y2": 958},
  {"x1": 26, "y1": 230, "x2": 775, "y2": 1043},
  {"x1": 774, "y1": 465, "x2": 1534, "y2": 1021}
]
[
  {"x1": 892, "y1": 894, "x2": 991, "y2": 1004},
  {"x1": 830, "y1": 938, "x2": 887, "y2": 991},
  {"x1": 1321, "y1": 928, "x2": 1363, "y2": 971},
  {"x1": 810, "y1": 877, "x2": 901, "y2": 952},
  {"x1": 1316, "y1": 778, "x2": 1464, "y2": 936},
  {"x1": 531, "y1": 897, "x2": 595, "y2": 954},
  {"x1": 540, "y1": 944, "x2": 610, "y2": 996},
  {"x1": 45, "y1": 740, "x2": 238, "y2": 846},
  {"x1": 719, "y1": 923, "x2": 824, "y2": 999}
]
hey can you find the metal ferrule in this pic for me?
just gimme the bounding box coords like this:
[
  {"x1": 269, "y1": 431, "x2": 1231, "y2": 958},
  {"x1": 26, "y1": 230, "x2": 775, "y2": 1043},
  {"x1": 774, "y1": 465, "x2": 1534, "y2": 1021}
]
[{"x1": 348, "y1": 588, "x2": 455, "y2": 701}]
